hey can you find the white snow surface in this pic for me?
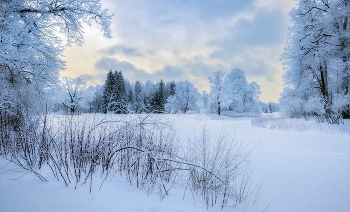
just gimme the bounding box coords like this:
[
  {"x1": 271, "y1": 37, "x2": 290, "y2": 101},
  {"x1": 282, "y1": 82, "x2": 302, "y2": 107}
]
[{"x1": 1, "y1": 113, "x2": 349, "y2": 212}]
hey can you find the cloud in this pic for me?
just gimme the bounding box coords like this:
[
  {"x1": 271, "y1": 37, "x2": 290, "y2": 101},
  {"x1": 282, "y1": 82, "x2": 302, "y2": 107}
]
[
  {"x1": 206, "y1": 9, "x2": 289, "y2": 84},
  {"x1": 254, "y1": 0, "x2": 296, "y2": 13},
  {"x1": 92, "y1": 56, "x2": 228, "y2": 92},
  {"x1": 209, "y1": 9, "x2": 288, "y2": 59},
  {"x1": 79, "y1": 74, "x2": 107, "y2": 85},
  {"x1": 97, "y1": 45, "x2": 143, "y2": 57},
  {"x1": 233, "y1": 10, "x2": 288, "y2": 46},
  {"x1": 191, "y1": 0, "x2": 255, "y2": 20},
  {"x1": 64, "y1": 0, "x2": 296, "y2": 102},
  {"x1": 93, "y1": 57, "x2": 187, "y2": 83}
]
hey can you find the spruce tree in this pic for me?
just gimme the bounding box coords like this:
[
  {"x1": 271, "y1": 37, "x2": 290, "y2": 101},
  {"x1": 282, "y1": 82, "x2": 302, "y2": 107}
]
[
  {"x1": 170, "y1": 81, "x2": 176, "y2": 96},
  {"x1": 153, "y1": 79, "x2": 165, "y2": 113},
  {"x1": 102, "y1": 70, "x2": 116, "y2": 113},
  {"x1": 112, "y1": 71, "x2": 128, "y2": 114}
]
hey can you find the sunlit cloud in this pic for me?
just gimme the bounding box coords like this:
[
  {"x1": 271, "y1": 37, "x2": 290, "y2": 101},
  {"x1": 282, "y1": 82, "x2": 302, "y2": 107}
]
[{"x1": 62, "y1": 0, "x2": 296, "y2": 102}]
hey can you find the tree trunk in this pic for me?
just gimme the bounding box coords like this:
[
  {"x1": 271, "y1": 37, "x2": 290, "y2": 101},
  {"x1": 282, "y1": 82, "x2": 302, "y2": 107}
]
[{"x1": 218, "y1": 101, "x2": 221, "y2": 116}]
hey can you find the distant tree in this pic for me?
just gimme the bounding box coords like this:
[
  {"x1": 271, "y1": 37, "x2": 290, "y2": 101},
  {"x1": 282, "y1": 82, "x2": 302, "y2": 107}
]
[
  {"x1": 143, "y1": 80, "x2": 155, "y2": 112},
  {"x1": 170, "y1": 81, "x2": 176, "y2": 96},
  {"x1": 134, "y1": 81, "x2": 144, "y2": 113},
  {"x1": 163, "y1": 81, "x2": 176, "y2": 100},
  {"x1": 102, "y1": 71, "x2": 116, "y2": 113},
  {"x1": 153, "y1": 80, "x2": 165, "y2": 113},
  {"x1": 91, "y1": 85, "x2": 104, "y2": 113},
  {"x1": 165, "y1": 81, "x2": 200, "y2": 113},
  {"x1": 224, "y1": 68, "x2": 248, "y2": 112},
  {"x1": 112, "y1": 71, "x2": 128, "y2": 114},
  {"x1": 260, "y1": 102, "x2": 271, "y2": 113},
  {"x1": 81, "y1": 85, "x2": 96, "y2": 113},
  {"x1": 125, "y1": 80, "x2": 134, "y2": 113},
  {"x1": 208, "y1": 70, "x2": 225, "y2": 115},
  {"x1": 61, "y1": 77, "x2": 86, "y2": 114},
  {"x1": 208, "y1": 69, "x2": 262, "y2": 115},
  {"x1": 201, "y1": 91, "x2": 209, "y2": 109},
  {"x1": 261, "y1": 102, "x2": 280, "y2": 113},
  {"x1": 244, "y1": 81, "x2": 262, "y2": 113}
]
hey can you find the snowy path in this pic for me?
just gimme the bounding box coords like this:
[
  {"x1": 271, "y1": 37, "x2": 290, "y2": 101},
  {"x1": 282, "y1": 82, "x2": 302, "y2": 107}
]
[{"x1": 1, "y1": 114, "x2": 349, "y2": 212}]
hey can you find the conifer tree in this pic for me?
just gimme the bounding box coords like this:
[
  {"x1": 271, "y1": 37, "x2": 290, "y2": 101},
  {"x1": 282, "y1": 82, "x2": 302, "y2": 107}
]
[
  {"x1": 102, "y1": 70, "x2": 116, "y2": 113},
  {"x1": 153, "y1": 80, "x2": 165, "y2": 113},
  {"x1": 170, "y1": 81, "x2": 176, "y2": 96},
  {"x1": 112, "y1": 71, "x2": 128, "y2": 114}
]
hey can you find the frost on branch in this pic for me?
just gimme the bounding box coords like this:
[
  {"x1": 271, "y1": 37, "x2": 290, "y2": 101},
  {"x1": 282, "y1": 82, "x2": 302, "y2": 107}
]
[
  {"x1": 0, "y1": 0, "x2": 113, "y2": 122},
  {"x1": 280, "y1": 0, "x2": 350, "y2": 123}
]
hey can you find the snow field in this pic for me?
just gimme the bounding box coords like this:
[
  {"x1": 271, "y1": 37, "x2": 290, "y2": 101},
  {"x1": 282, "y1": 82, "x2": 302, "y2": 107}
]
[{"x1": 1, "y1": 113, "x2": 349, "y2": 212}]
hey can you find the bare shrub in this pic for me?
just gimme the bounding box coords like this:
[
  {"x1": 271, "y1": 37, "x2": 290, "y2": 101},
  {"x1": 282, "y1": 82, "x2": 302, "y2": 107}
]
[
  {"x1": 0, "y1": 113, "x2": 261, "y2": 209},
  {"x1": 184, "y1": 126, "x2": 261, "y2": 209}
]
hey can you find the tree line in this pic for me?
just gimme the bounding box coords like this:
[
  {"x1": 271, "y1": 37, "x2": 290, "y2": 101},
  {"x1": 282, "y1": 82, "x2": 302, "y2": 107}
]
[{"x1": 51, "y1": 68, "x2": 270, "y2": 116}]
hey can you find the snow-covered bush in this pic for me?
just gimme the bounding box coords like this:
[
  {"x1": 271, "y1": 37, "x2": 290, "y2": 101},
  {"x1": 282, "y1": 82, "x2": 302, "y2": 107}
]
[
  {"x1": 0, "y1": 114, "x2": 261, "y2": 209},
  {"x1": 0, "y1": 114, "x2": 177, "y2": 191},
  {"x1": 185, "y1": 126, "x2": 261, "y2": 208}
]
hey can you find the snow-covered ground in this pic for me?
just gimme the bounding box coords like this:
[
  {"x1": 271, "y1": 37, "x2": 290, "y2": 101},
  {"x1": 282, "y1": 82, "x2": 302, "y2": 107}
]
[{"x1": 1, "y1": 114, "x2": 349, "y2": 212}]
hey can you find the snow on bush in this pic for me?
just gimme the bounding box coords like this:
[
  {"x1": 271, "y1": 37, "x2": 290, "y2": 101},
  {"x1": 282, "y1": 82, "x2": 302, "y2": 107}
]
[{"x1": 0, "y1": 113, "x2": 261, "y2": 209}]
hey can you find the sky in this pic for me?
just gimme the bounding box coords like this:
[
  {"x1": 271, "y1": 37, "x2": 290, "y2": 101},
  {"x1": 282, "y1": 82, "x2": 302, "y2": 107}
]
[{"x1": 62, "y1": 0, "x2": 296, "y2": 103}]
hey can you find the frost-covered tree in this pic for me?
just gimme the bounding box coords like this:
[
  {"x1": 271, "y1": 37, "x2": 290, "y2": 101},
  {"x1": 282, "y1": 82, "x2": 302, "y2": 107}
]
[
  {"x1": 102, "y1": 71, "x2": 116, "y2": 113},
  {"x1": 61, "y1": 77, "x2": 86, "y2": 114},
  {"x1": 112, "y1": 71, "x2": 127, "y2": 114},
  {"x1": 153, "y1": 79, "x2": 165, "y2": 113},
  {"x1": 134, "y1": 81, "x2": 144, "y2": 113},
  {"x1": 244, "y1": 81, "x2": 262, "y2": 113},
  {"x1": 169, "y1": 81, "x2": 176, "y2": 96},
  {"x1": 261, "y1": 102, "x2": 280, "y2": 113},
  {"x1": 81, "y1": 85, "x2": 96, "y2": 112},
  {"x1": 163, "y1": 81, "x2": 176, "y2": 100},
  {"x1": 281, "y1": 0, "x2": 350, "y2": 123},
  {"x1": 143, "y1": 80, "x2": 156, "y2": 112},
  {"x1": 125, "y1": 80, "x2": 134, "y2": 113},
  {"x1": 201, "y1": 91, "x2": 209, "y2": 109},
  {"x1": 165, "y1": 81, "x2": 200, "y2": 113},
  {"x1": 208, "y1": 70, "x2": 225, "y2": 115},
  {"x1": 0, "y1": 0, "x2": 112, "y2": 120},
  {"x1": 208, "y1": 69, "x2": 262, "y2": 115},
  {"x1": 101, "y1": 71, "x2": 128, "y2": 114},
  {"x1": 90, "y1": 84, "x2": 104, "y2": 113},
  {"x1": 224, "y1": 68, "x2": 248, "y2": 112}
]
